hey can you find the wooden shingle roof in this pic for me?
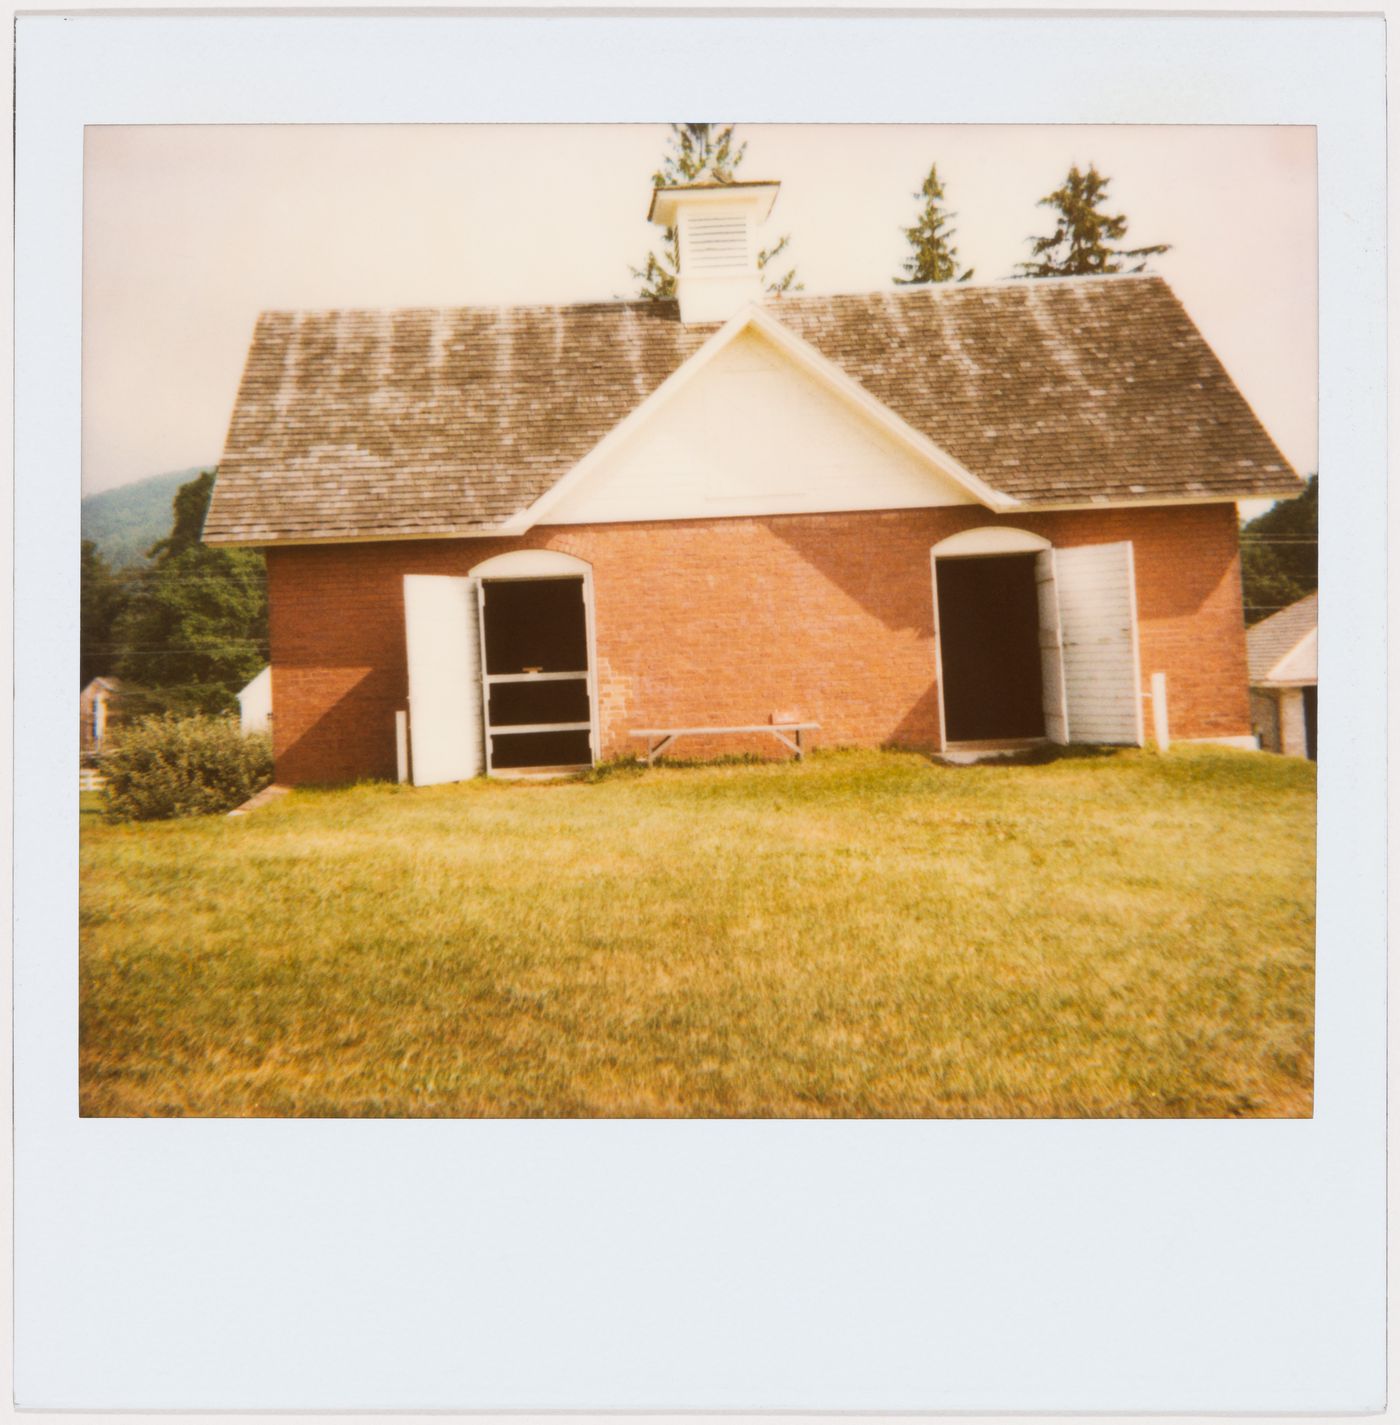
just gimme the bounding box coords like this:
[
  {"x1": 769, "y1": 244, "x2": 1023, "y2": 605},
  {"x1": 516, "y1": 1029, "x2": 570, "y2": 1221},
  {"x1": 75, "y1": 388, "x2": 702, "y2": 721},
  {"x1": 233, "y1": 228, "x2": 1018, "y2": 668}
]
[{"x1": 204, "y1": 276, "x2": 1303, "y2": 545}]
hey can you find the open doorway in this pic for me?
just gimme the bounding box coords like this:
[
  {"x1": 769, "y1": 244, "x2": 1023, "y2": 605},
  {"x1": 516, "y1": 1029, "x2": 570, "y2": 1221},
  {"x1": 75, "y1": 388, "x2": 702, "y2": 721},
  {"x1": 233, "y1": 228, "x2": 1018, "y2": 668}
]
[
  {"x1": 935, "y1": 553, "x2": 1046, "y2": 743},
  {"x1": 480, "y1": 576, "x2": 594, "y2": 771}
]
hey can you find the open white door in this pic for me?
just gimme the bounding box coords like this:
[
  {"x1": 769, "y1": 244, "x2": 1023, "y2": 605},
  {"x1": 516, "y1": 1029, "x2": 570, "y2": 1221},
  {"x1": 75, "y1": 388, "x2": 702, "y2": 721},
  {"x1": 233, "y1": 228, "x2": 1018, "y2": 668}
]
[
  {"x1": 1052, "y1": 541, "x2": 1145, "y2": 746},
  {"x1": 1035, "y1": 548, "x2": 1070, "y2": 744},
  {"x1": 404, "y1": 574, "x2": 485, "y2": 785}
]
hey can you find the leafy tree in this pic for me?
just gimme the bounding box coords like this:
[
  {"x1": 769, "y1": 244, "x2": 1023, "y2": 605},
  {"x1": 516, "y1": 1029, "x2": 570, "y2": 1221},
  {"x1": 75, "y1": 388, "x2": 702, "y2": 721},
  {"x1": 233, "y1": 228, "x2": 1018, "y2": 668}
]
[
  {"x1": 632, "y1": 123, "x2": 800, "y2": 300},
  {"x1": 1239, "y1": 474, "x2": 1318, "y2": 625},
  {"x1": 113, "y1": 469, "x2": 268, "y2": 714},
  {"x1": 80, "y1": 539, "x2": 133, "y2": 686},
  {"x1": 895, "y1": 163, "x2": 973, "y2": 285},
  {"x1": 1016, "y1": 163, "x2": 1170, "y2": 278}
]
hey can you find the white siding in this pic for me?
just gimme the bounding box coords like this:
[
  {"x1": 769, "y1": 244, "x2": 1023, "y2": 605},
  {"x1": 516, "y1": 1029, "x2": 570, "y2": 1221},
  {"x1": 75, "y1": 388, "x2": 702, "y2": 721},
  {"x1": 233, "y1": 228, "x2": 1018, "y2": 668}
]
[
  {"x1": 546, "y1": 328, "x2": 978, "y2": 525},
  {"x1": 404, "y1": 574, "x2": 484, "y2": 785},
  {"x1": 1278, "y1": 687, "x2": 1309, "y2": 757},
  {"x1": 1054, "y1": 542, "x2": 1145, "y2": 746}
]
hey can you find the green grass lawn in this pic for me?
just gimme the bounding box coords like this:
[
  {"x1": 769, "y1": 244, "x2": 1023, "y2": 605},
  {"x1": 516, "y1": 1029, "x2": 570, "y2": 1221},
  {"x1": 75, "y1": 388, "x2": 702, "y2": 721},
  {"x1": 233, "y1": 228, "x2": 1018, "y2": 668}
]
[{"x1": 79, "y1": 747, "x2": 1315, "y2": 1118}]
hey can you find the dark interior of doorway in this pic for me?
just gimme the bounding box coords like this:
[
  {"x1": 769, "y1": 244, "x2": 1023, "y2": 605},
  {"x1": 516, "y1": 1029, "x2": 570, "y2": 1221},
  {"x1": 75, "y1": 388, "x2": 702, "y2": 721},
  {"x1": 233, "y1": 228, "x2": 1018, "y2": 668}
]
[
  {"x1": 481, "y1": 577, "x2": 592, "y2": 769},
  {"x1": 1302, "y1": 684, "x2": 1317, "y2": 762},
  {"x1": 483, "y1": 578, "x2": 588, "y2": 675},
  {"x1": 936, "y1": 553, "x2": 1045, "y2": 742}
]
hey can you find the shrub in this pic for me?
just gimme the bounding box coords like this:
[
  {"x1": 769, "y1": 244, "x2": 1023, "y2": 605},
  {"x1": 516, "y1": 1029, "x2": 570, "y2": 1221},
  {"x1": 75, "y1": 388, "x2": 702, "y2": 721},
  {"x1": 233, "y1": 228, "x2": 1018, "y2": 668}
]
[{"x1": 102, "y1": 714, "x2": 273, "y2": 822}]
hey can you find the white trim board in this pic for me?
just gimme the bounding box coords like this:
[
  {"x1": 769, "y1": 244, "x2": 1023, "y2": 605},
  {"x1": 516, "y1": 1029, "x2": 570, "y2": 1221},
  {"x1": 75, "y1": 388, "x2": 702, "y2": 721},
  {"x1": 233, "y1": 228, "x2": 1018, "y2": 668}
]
[{"x1": 202, "y1": 493, "x2": 1291, "y2": 552}]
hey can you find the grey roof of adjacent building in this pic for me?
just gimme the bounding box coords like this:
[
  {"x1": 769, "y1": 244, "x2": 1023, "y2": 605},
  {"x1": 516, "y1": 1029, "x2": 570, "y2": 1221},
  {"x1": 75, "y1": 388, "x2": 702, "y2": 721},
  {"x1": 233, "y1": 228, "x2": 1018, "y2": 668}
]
[
  {"x1": 204, "y1": 275, "x2": 1304, "y2": 546},
  {"x1": 1247, "y1": 591, "x2": 1319, "y2": 685},
  {"x1": 81, "y1": 676, "x2": 125, "y2": 697}
]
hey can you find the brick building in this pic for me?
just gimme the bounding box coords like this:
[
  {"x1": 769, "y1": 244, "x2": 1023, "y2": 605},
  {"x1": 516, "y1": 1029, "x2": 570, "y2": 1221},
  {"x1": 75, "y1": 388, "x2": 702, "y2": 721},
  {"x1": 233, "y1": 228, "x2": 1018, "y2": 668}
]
[{"x1": 205, "y1": 180, "x2": 1303, "y2": 785}]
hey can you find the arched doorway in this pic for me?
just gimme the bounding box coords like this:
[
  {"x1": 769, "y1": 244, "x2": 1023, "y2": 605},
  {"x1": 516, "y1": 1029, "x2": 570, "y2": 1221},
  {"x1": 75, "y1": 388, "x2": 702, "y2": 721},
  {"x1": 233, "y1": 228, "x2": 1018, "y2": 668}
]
[
  {"x1": 931, "y1": 528, "x2": 1053, "y2": 746},
  {"x1": 469, "y1": 551, "x2": 598, "y2": 775}
]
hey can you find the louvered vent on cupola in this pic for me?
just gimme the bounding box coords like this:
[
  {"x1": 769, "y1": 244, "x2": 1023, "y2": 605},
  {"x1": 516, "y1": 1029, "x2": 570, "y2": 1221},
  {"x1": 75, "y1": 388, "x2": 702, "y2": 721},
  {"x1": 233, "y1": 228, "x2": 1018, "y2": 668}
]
[
  {"x1": 648, "y1": 180, "x2": 782, "y2": 326},
  {"x1": 681, "y1": 210, "x2": 751, "y2": 274}
]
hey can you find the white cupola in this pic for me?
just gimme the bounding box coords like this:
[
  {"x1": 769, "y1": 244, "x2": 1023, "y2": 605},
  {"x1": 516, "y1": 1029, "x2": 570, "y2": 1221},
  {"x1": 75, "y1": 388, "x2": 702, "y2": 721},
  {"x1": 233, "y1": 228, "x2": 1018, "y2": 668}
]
[{"x1": 648, "y1": 180, "x2": 781, "y2": 325}]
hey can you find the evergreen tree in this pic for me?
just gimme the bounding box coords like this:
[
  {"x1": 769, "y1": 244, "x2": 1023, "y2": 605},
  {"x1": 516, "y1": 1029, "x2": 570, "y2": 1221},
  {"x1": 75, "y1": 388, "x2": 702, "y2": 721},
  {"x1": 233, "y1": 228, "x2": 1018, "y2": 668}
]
[
  {"x1": 895, "y1": 163, "x2": 973, "y2": 285},
  {"x1": 1239, "y1": 474, "x2": 1318, "y2": 624},
  {"x1": 631, "y1": 123, "x2": 799, "y2": 300},
  {"x1": 113, "y1": 469, "x2": 268, "y2": 714},
  {"x1": 1016, "y1": 163, "x2": 1170, "y2": 278}
]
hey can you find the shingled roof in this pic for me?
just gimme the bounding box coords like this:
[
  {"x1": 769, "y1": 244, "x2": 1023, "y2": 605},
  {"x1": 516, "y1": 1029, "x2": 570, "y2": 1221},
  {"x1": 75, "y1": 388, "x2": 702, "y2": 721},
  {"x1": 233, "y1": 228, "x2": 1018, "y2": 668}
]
[
  {"x1": 1247, "y1": 591, "x2": 1318, "y2": 685},
  {"x1": 204, "y1": 275, "x2": 1303, "y2": 545}
]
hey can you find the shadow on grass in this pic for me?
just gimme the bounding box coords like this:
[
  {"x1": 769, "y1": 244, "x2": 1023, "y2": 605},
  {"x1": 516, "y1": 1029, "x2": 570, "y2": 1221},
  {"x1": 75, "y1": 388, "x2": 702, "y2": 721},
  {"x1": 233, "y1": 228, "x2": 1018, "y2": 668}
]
[
  {"x1": 583, "y1": 751, "x2": 782, "y2": 783},
  {"x1": 588, "y1": 743, "x2": 1134, "y2": 782},
  {"x1": 922, "y1": 743, "x2": 1126, "y2": 769}
]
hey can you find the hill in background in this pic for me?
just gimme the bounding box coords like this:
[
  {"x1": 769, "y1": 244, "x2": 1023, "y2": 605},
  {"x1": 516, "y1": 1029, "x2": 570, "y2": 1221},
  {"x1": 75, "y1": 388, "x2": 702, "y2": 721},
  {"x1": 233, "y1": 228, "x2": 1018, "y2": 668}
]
[{"x1": 81, "y1": 468, "x2": 206, "y2": 568}]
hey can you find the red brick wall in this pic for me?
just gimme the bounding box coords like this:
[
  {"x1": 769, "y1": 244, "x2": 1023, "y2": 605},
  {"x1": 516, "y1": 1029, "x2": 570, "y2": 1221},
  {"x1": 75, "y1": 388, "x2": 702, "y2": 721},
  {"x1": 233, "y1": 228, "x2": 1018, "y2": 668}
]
[{"x1": 265, "y1": 502, "x2": 1251, "y2": 784}]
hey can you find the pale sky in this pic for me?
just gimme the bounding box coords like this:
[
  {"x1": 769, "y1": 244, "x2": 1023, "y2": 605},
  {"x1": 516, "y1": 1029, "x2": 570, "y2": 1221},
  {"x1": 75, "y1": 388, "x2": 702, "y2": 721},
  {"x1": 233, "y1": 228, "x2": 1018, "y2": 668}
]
[{"x1": 83, "y1": 123, "x2": 1316, "y2": 498}]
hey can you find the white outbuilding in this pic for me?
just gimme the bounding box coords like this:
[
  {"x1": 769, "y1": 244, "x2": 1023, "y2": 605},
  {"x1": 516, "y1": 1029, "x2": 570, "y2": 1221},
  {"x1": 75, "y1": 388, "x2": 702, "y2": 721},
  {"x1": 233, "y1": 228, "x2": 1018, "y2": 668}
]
[
  {"x1": 1247, "y1": 592, "x2": 1317, "y2": 760},
  {"x1": 237, "y1": 666, "x2": 273, "y2": 737}
]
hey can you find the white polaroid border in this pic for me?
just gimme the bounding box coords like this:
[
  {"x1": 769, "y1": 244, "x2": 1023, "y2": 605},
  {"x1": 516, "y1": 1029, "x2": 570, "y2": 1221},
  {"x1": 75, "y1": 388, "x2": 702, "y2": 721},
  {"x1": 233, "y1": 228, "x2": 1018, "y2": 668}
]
[{"x1": 14, "y1": 10, "x2": 1385, "y2": 1414}]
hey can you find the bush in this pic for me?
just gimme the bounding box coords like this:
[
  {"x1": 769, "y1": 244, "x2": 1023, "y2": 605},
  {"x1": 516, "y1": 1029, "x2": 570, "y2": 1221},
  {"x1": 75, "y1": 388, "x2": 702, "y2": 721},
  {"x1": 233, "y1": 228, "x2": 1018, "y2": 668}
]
[{"x1": 102, "y1": 714, "x2": 273, "y2": 822}]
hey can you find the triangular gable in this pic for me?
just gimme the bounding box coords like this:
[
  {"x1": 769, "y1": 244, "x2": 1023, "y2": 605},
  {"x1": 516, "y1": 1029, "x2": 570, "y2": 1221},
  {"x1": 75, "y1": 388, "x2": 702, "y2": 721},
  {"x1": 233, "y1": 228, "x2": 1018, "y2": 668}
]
[
  {"x1": 1266, "y1": 627, "x2": 1318, "y2": 685},
  {"x1": 504, "y1": 305, "x2": 1015, "y2": 533}
]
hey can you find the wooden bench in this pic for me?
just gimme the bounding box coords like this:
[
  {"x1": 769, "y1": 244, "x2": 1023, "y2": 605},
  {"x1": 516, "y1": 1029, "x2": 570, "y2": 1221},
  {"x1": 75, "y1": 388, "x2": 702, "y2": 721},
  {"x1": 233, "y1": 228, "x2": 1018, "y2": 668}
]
[{"x1": 630, "y1": 723, "x2": 820, "y2": 766}]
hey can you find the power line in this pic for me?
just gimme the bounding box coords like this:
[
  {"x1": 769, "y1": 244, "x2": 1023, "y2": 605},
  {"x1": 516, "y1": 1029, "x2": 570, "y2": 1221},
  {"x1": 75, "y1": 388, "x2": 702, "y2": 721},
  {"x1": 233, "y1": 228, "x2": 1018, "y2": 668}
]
[{"x1": 86, "y1": 645, "x2": 268, "y2": 654}]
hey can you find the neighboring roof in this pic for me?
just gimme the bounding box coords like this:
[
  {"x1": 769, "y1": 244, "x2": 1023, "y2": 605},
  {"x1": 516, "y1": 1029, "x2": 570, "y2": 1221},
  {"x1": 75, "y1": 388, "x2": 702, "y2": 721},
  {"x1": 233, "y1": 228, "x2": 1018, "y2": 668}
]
[
  {"x1": 81, "y1": 676, "x2": 125, "y2": 698},
  {"x1": 205, "y1": 275, "x2": 1304, "y2": 546},
  {"x1": 1247, "y1": 591, "x2": 1318, "y2": 685}
]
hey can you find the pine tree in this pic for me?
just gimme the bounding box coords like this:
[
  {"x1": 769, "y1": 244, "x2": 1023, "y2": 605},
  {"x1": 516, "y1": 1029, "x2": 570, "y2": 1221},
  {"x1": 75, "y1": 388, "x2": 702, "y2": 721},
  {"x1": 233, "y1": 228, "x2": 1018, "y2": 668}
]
[
  {"x1": 1016, "y1": 163, "x2": 1170, "y2": 278},
  {"x1": 895, "y1": 163, "x2": 973, "y2": 285},
  {"x1": 631, "y1": 123, "x2": 799, "y2": 300}
]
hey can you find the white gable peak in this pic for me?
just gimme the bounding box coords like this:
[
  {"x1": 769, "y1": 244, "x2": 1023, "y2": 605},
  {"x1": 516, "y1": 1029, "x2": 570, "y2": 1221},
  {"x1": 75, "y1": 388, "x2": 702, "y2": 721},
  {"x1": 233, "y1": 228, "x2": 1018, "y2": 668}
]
[{"x1": 543, "y1": 324, "x2": 984, "y2": 526}]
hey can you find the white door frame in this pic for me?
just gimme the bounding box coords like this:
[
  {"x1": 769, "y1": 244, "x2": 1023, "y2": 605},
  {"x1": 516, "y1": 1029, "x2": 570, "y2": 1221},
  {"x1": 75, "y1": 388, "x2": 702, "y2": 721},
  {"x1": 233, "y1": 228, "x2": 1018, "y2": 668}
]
[
  {"x1": 1035, "y1": 547, "x2": 1070, "y2": 744},
  {"x1": 928, "y1": 558, "x2": 948, "y2": 753},
  {"x1": 468, "y1": 550, "x2": 600, "y2": 772},
  {"x1": 1124, "y1": 541, "x2": 1146, "y2": 747}
]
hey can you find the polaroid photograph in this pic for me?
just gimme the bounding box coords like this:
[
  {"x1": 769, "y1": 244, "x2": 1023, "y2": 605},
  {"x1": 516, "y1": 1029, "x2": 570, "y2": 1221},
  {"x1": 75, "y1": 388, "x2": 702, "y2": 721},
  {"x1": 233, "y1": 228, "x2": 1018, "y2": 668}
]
[
  {"x1": 15, "y1": 8, "x2": 1386, "y2": 1415},
  {"x1": 78, "y1": 119, "x2": 1318, "y2": 1122}
]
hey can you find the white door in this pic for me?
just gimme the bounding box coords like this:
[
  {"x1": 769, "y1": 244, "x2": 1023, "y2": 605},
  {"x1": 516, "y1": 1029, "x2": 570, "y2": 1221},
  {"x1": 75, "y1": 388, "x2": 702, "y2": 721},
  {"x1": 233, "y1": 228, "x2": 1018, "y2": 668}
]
[
  {"x1": 1035, "y1": 548, "x2": 1070, "y2": 745},
  {"x1": 1052, "y1": 542, "x2": 1145, "y2": 746},
  {"x1": 404, "y1": 574, "x2": 485, "y2": 785}
]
